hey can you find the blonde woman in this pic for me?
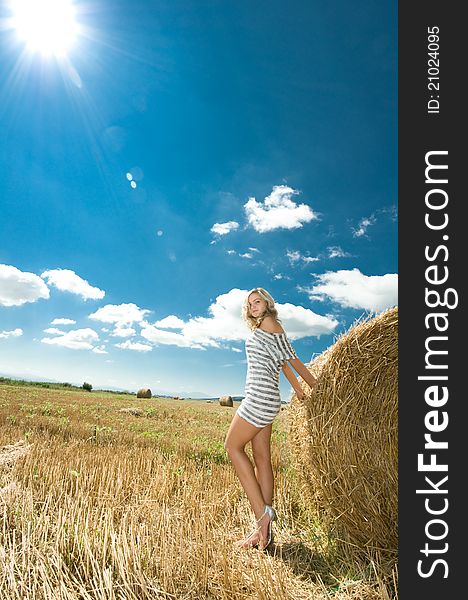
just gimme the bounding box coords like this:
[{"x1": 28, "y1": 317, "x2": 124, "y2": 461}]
[{"x1": 225, "y1": 288, "x2": 317, "y2": 550}]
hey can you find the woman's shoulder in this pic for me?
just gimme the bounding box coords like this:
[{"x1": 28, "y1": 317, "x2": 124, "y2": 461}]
[{"x1": 259, "y1": 316, "x2": 284, "y2": 334}]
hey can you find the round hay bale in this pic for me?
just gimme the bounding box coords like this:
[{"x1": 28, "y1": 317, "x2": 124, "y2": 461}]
[
  {"x1": 219, "y1": 395, "x2": 233, "y2": 407},
  {"x1": 136, "y1": 388, "x2": 152, "y2": 399},
  {"x1": 288, "y1": 307, "x2": 398, "y2": 559}
]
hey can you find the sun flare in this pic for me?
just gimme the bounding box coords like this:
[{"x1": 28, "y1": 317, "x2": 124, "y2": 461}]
[{"x1": 10, "y1": 0, "x2": 78, "y2": 57}]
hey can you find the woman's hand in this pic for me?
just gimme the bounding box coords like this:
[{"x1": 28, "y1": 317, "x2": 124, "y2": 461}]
[
  {"x1": 294, "y1": 387, "x2": 305, "y2": 400},
  {"x1": 282, "y1": 362, "x2": 317, "y2": 400}
]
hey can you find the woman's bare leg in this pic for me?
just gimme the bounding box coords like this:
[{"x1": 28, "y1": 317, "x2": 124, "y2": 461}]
[
  {"x1": 225, "y1": 414, "x2": 273, "y2": 547},
  {"x1": 251, "y1": 423, "x2": 273, "y2": 505},
  {"x1": 225, "y1": 414, "x2": 266, "y2": 519},
  {"x1": 251, "y1": 424, "x2": 274, "y2": 545}
]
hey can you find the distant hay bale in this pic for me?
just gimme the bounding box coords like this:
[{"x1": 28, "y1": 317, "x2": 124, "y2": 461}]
[
  {"x1": 288, "y1": 307, "x2": 398, "y2": 559},
  {"x1": 136, "y1": 388, "x2": 152, "y2": 399},
  {"x1": 219, "y1": 395, "x2": 233, "y2": 407},
  {"x1": 119, "y1": 407, "x2": 145, "y2": 417}
]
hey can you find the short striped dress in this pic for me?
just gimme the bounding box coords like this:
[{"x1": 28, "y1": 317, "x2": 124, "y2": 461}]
[{"x1": 236, "y1": 327, "x2": 298, "y2": 428}]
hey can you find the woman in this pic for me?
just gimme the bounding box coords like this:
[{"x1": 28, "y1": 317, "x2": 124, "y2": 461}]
[{"x1": 225, "y1": 288, "x2": 317, "y2": 550}]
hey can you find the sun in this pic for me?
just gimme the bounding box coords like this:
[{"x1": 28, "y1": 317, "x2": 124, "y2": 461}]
[{"x1": 10, "y1": 0, "x2": 78, "y2": 57}]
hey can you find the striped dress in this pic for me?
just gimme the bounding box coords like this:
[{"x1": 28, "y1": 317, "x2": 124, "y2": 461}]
[{"x1": 236, "y1": 327, "x2": 298, "y2": 428}]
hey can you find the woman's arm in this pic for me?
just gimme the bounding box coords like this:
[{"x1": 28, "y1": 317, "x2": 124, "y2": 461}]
[
  {"x1": 281, "y1": 361, "x2": 306, "y2": 399},
  {"x1": 287, "y1": 357, "x2": 317, "y2": 390}
]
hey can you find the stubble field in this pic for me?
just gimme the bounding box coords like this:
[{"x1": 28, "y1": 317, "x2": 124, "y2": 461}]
[{"x1": 0, "y1": 383, "x2": 394, "y2": 599}]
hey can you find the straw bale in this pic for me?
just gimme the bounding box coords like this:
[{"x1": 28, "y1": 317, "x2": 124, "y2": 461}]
[
  {"x1": 136, "y1": 388, "x2": 152, "y2": 398},
  {"x1": 219, "y1": 395, "x2": 234, "y2": 407},
  {"x1": 288, "y1": 307, "x2": 398, "y2": 559}
]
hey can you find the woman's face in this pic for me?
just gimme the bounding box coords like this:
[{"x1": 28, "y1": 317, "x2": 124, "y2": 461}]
[{"x1": 248, "y1": 292, "x2": 267, "y2": 318}]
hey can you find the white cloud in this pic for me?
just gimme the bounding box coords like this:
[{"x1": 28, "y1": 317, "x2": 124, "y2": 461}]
[
  {"x1": 51, "y1": 318, "x2": 76, "y2": 325},
  {"x1": 180, "y1": 288, "x2": 248, "y2": 344},
  {"x1": 115, "y1": 340, "x2": 153, "y2": 352},
  {"x1": 382, "y1": 205, "x2": 398, "y2": 222},
  {"x1": 226, "y1": 249, "x2": 261, "y2": 260},
  {"x1": 302, "y1": 256, "x2": 320, "y2": 263},
  {"x1": 105, "y1": 289, "x2": 338, "y2": 353},
  {"x1": 275, "y1": 303, "x2": 339, "y2": 339},
  {"x1": 352, "y1": 215, "x2": 376, "y2": 238},
  {"x1": 287, "y1": 250, "x2": 319, "y2": 265},
  {"x1": 176, "y1": 288, "x2": 337, "y2": 346},
  {"x1": 43, "y1": 328, "x2": 65, "y2": 335},
  {"x1": 0, "y1": 264, "x2": 50, "y2": 307},
  {"x1": 89, "y1": 303, "x2": 150, "y2": 325},
  {"x1": 140, "y1": 324, "x2": 208, "y2": 350},
  {"x1": 92, "y1": 346, "x2": 108, "y2": 354},
  {"x1": 244, "y1": 185, "x2": 318, "y2": 233},
  {"x1": 211, "y1": 221, "x2": 240, "y2": 235},
  {"x1": 287, "y1": 251, "x2": 301, "y2": 263},
  {"x1": 41, "y1": 269, "x2": 105, "y2": 300},
  {"x1": 328, "y1": 246, "x2": 350, "y2": 259},
  {"x1": 153, "y1": 315, "x2": 185, "y2": 329},
  {"x1": 307, "y1": 269, "x2": 398, "y2": 312},
  {"x1": 41, "y1": 328, "x2": 100, "y2": 351},
  {"x1": 0, "y1": 328, "x2": 23, "y2": 339},
  {"x1": 110, "y1": 326, "x2": 136, "y2": 338}
]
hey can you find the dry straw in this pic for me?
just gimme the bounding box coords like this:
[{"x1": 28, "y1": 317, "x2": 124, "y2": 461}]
[
  {"x1": 0, "y1": 440, "x2": 31, "y2": 469},
  {"x1": 288, "y1": 307, "x2": 398, "y2": 563},
  {"x1": 118, "y1": 407, "x2": 145, "y2": 417}
]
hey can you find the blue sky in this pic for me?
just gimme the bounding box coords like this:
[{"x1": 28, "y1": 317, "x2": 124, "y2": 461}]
[{"x1": 0, "y1": 0, "x2": 397, "y2": 398}]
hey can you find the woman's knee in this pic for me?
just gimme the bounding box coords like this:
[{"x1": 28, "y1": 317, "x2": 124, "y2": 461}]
[
  {"x1": 224, "y1": 435, "x2": 243, "y2": 456},
  {"x1": 252, "y1": 448, "x2": 271, "y2": 469}
]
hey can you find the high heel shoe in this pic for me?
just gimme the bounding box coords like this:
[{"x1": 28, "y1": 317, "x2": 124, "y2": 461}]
[
  {"x1": 256, "y1": 504, "x2": 277, "y2": 550},
  {"x1": 235, "y1": 505, "x2": 277, "y2": 550}
]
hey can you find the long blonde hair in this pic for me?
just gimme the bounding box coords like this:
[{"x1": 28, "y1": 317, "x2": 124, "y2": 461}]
[{"x1": 242, "y1": 288, "x2": 280, "y2": 331}]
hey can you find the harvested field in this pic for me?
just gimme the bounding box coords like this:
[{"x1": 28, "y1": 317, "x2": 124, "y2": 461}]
[{"x1": 0, "y1": 381, "x2": 396, "y2": 599}]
